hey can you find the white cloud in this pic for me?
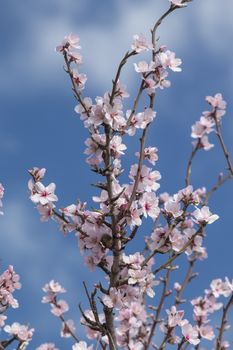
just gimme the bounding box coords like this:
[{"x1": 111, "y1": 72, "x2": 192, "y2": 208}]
[{"x1": 0, "y1": 0, "x2": 193, "y2": 95}]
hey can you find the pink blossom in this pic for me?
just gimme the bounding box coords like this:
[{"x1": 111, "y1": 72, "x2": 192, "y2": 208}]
[
  {"x1": 139, "y1": 192, "x2": 160, "y2": 220},
  {"x1": 30, "y1": 182, "x2": 58, "y2": 205},
  {"x1": 206, "y1": 93, "x2": 226, "y2": 110},
  {"x1": 72, "y1": 341, "x2": 93, "y2": 350},
  {"x1": 174, "y1": 282, "x2": 182, "y2": 292},
  {"x1": 4, "y1": 322, "x2": 34, "y2": 342},
  {"x1": 74, "y1": 97, "x2": 93, "y2": 120},
  {"x1": 198, "y1": 134, "x2": 214, "y2": 151},
  {"x1": 110, "y1": 135, "x2": 127, "y2": 157},
  {"x1": 192, "y1": 206, "x2": 219, "y2": 224},
  {"x1": 191, "y1": 117, "x2": 214, "y2": 139},
  {"x1": 199, "y1": 324, "x2": 215, "y2": 340},
  {"x1": 127, "y1": 202, "x2": 143, "y2": 228},
  {"x1": 71, "y1": 69, "x2": 87, "y2": 90},
  {"x1": 68, "y1": 51, "x2": 83, "y2": 64},
  {"x1": 116, "y1": 81, "x2": 130, "y2": 99},
  {"x1": 166, "y1": 306, "x2": 184, "y2": 327},
  {"x1": 0, "y1": 315, "x2": 7, "y2": 328},
  {"x1": 28, "y1": 167, "x2": 46, "y2": 182},
  {"x1": 56, "y1": 34, "x2": 81, "y2": 53},
  {"x1": 131, "y1": 34, "x2": 153, "y2": 53},
  {"x1": 102, "y1": 288, "x2": 123, "y2": 310},
  {"x1": 158, "y1": 50, "x2": 182, "y2": 72},
  {"x1": 42, "y1": 280, "x2": 66, "y2": 294},
  {"x1": 144, "y1": 78, "x2": 157, "y2": 95},
  {"x1": 134, "y1": 61, "x2": 155, "y2": 73},
  {"x1": 135, "y1": 147, "x2": 158, "y2": 165},
  {"x1": 37, "y1": 203, "x2": 54, "y2": 221},
  {"x1": 181, "y1": 322, "x2": 200, "y2": 345},
  {"x1": 169, "y1": 0, "x2": 187, "y2": 7},
  {"x1": 164, "y1": 199, "x2": 183, "y2": 218},
  {"x1": 51, "y1": 299, "x2": 69, "y2": 317},
  {"x1": 170, "y1": 228, "x2": 188, "y2": 252},
  {"x1": 60, "y1": 319, "x2": 76, "y2": 338},
  {"x1": 37, "y1": 344, "x2": 59, "y2": 350}
]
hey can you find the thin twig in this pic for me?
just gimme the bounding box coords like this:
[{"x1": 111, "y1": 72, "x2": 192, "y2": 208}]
[
  {"x1": 213, "y1": 112, "x2": 233, "y2": 175},
  {"x1": 153, "y1": 225, "x2": 205, "y2": 275},
  {"x1": 145, "y1": 270, "x2": 171, "y2": 350},
  {"x1": 185, "y1": 142, "x2": 200, "y2": 186},
  {"x1": 203, "y1": 173, "x2": 233, "y2": 205},
  {"x1": 63, "y1": 52, "x2": 91, "y2": 118},
  {"x1": 215, "y1": 292, "x2": 233, "y2": 350},
  {"x1": 175, "y1": 259, "x2": 195, "y2": 305}
]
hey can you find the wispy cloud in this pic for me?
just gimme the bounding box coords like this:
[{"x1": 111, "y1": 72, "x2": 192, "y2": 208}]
[{"x1": 0, "y1": 0, "x2": 205, "y2": 96}]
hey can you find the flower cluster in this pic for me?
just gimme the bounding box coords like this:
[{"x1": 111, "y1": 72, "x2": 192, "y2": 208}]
[
  {"x1": 0, "y1": 266, "x2": 34, "y2": 348},
  {"x1": 146, "y1": 185, "x2": 218, "y2": 261},
  {"x1": 134, "y1": 46, "x2": 182, "y2": 93},
  {"x1": 4, "y1": 322, "x2": 34, "y2": 343},
  {"x1": 56, "y1": 34, "x2": 87, "y2": 92},
  {"x1": 0, "y1": 265, "x2": 21, "y2": 312},
  {"x1": 191, "y1": 93, "x2": 226, "y2": 150},
  {"x1": 42, "y1": 280, "x2": 77, "y2": 339}
]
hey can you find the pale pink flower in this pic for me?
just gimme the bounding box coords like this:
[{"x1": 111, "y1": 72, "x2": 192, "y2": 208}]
[
  {"x1": 154, "y1": 67, "x2": 171, "y2": 89},
  {"x1": 181, "y1": 323, "x2": 200, "y2": 345},
  {"x1": 174, "y1": 282, "x2": 182, "y2": 292},
  {"x1": 210, "y1": 278, "x2": 232, "y2": 298},
  {"x1": 71, "y1": 69, "x2": 87, "y2": 90},
  {"x1": 144, "y1": 77, "x2": 157, "y2": 94},
  {"x1": 37, "y1": 344, "x2": 59, "y2": 350},
  {"x1": 199, "y1": 324, "x2": 215, "y2": 340},
  {"x1": 206, "y1": 93, "x2": 226, "y2": 110},
  {"x1": 30, "y1": 182, "x2": 58, "y2": 205},
  {"x1": 60, "y1": 319, "x2": 76, "y2": 338},
  {"x1": 135, "y1": 147, "x2": 158, "y2": 165},
  {"x1": 170, "y1": 229, "x2": 188, "y2": 252},
  {"x1": 0, "y1": 315, "x2": 7, "y2": 328},
  {"x1": 110, "y1": 136, "x2": 127, "y2": 157},
  {"x1": 127, "y1": 203, "x2": 143, "y2": 228},
  {"x1": 191, "y1": 117, "x2": 214, "y2": 139},
  {"x1": 68, "y1": 51, "x2": 83, "y2": 64},
  {"x1": 116, "y1": 81, "x2": 130, "y2": 99},
  {"x1": 4, "y1": 322, "x2": 34, "y2": 342},
  {"x1": 102, "y1": 288, "x2": 123, "y2": 310},
  {"x1": 158, "y1": 50, "x2": 182, "y2": 72},
  {"x1": 51, "y1": 299, "x2": 69, "y2": 317},
  {"x1": 123, "y1": 252, "x2": 144, "y2": 268},
  {"x1": 164, "y1": 199, "x2": 183, "y2": 218},
  {"x1": 72, "y1": 341, "x2": 93, "y2": 350},
  {"x1": 56, "y1": 34, "x2": 81, "y2": 52},
  {"x1": 131, "y1": 34, "x2": 153, "y2": 53},
  {"x1": 134, "y1": 61, "x2": 155, "y2": 73},
  {"x1": 135, "y1": 108, "x2": 156, "y2": 129},
  {"x1": 192, "y1": 206, "x2": 219, "y2": 224},
  {"x1": 42, "y1": 280, "x2": 66, "y2": 294},
  {"x1": 28, "y1": 167, "x2": 46, "y2": 182},
  {"x1": 37, "y1": 203, "x2": 54, "y2": 221},
  {"x1": 166, "y1": 306, "x2": 184, "y2": 327},
  {"x1": 169, "y1": 0, "x2": 187, "y2": 7},
  {"x1": 199, "y1": 135, "x2": 214, "y2": 151},
  {"x1": 74, "y1": 97, "x2": 93, "y2": 120},
  {"x1": 139, "y1": 192, "x2": 160, "y2": 220},
  {"x1": 210, "y1": 279, "x2": 224, "y2": 298}
]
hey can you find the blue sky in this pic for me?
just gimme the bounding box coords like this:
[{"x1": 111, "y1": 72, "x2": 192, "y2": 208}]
[{"x1": 0, "y1": 0, "x2": 233, "y2": 348}]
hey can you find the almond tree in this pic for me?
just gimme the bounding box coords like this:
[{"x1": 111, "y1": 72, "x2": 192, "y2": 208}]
[{"x1": 1, "y1": 1, "x2": 233, "y2": 349}]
